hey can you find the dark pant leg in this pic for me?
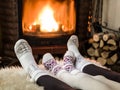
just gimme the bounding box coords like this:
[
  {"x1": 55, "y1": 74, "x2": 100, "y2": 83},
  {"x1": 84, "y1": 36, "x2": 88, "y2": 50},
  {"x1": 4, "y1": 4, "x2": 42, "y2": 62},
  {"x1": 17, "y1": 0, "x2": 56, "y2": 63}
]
[
  {"x1": 36, "y1": 75, "x2": 76, "y2": 90},
  {"x1": 83, "y1": 64, "x2": 120, "y2": 83}
]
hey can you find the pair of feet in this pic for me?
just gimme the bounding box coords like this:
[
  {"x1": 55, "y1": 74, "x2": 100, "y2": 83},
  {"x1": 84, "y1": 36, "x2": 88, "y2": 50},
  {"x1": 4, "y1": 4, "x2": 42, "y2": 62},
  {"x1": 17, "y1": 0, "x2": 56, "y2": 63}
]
[{"x1": 14, "y1": 35, "x2": 89, "y2": 81}]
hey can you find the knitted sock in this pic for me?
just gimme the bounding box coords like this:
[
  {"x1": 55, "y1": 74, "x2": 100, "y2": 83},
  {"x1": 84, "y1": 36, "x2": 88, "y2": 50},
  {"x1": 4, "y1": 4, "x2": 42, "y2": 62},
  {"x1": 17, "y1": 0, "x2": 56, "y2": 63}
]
[
  {"x1": 14, "y1": 39, "x2": 48, "y2": 81},
  {"x1": 42, "y1": 53, "x2": 66, "y2": 76},
  {"x1": 62, "y1": 51, "x2": 80, "y2": 75},
  {"x1": 67, "y1": 35, "x2": 91, "y2": 72}
]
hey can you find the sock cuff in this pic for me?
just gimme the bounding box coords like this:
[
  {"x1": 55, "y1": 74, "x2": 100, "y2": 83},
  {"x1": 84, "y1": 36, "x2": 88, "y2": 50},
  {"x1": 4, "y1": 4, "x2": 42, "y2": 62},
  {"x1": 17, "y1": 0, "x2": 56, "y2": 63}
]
[
  {"x1": 31, "y1": 70, "x2": 48, "y2": 81},
  {"x1": 75, "y1": 57, "x2": 92, "y2": 72},
  {"x1": 80, "y1": 62, "x2": 92, "y2": 72}
]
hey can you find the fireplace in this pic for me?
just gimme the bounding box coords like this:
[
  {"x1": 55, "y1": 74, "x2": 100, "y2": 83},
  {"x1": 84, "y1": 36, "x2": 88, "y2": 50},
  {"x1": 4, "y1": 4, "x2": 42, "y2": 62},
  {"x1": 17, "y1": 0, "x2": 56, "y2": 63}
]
[
  {"x1": 17, "y1": 0, "x2": 92, "y2": 55},
  {"x1": 18, "y1": 0, "x2": 75, "y2": 54},
  {"x1": 0, "y1": 0, "x2": 92, "y2": 57},
  {"x1": 21, "y1": 0, "x2": 76, "y2": 38}
]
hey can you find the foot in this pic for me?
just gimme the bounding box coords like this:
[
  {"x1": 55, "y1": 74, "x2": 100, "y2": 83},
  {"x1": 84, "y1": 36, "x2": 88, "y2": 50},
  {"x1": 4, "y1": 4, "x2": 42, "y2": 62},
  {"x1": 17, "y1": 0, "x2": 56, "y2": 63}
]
[
  {"x1": 67, "y1": 35, "x2": 79, "y2": 47},
  {"x1": 63, "y1": 51, "x2": 75, "y2": 72},
  {"x1": 67, "y1": 35, "x2": 81, "y2": 57},
  {"x1": 67, "y1": 35, "x2": 79, "y2": 48},
  {"x1": 67, "y1": 35, "x2": 91, "y2": 72},
  {"x1": 42, "y1": 53, "x2": 63, "y2": 75},
  {"x1": 14, "y1": 39, "x2": 47, "y2": 81},
  {"x1": 62, "y1": 51, "x2": 80, "y2": 74}
]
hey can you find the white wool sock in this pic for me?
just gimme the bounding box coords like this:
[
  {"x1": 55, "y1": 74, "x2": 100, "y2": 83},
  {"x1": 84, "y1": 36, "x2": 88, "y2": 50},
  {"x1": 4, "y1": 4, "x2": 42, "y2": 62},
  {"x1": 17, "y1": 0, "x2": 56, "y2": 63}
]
[
  {"x1": 62, "y1": 51, "x2": 80, "y2": 75},
  {"x1": 67, "y1": 35, "x2": 87, "y2": 58},
  {"x1": 42, "y1": 53, "x2": 63, "y2": 75},
  {"x1": 67, "y1": 35, "x2": 92, "y2": 72},
  {"x1": 75, "y1": 56, "x2": 92, "y2": 72},
  {"x1": 14, "y1": 39, "x2": 48, "y2": 81}
]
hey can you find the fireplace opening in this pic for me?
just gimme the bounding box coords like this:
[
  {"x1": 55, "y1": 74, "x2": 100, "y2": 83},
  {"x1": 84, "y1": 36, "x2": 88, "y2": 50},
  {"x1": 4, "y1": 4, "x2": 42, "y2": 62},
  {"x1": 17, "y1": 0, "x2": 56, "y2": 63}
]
[
  {"x1": 18, "y1": 0, "x2": 76, "y2": 46},
  {"x1": 18, "y1": 0, "x2": 92, "y2": 54},
  {"x1": 22, "y1": 0, "x2": 76, "y2": 38}
]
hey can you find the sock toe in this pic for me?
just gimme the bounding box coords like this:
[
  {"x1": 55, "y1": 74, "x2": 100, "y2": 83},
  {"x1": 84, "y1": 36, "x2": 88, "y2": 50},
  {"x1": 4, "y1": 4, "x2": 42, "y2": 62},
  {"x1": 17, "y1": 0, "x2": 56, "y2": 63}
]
[
  {"x1": 64, "y1": 51, "x2": 75, "y2": 63},
  {"x1": 42, "y1": 53, "x2": 63, "y2": 75},
  {"x1": 67, "y1": 35, "x2": 79, "y2": 48},
  {"x1": 63, "y1": 51, "x2": 76, "y2": 72},
  {"x1": 14, "y1": 39, "x2": 32, "y2": 59},
  {"x1": 42, "y1": 53, "x2": 54, "y2": 64},
  {"x1": 42, "y1": 53, "x2": 57, "y2": 71}
]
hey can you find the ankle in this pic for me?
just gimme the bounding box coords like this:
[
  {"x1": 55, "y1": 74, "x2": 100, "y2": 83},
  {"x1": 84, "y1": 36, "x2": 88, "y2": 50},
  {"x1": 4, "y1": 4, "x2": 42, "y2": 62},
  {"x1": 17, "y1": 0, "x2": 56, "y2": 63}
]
[{"x1": 32, "y1": 70, "x2": 48, "y2": 81}]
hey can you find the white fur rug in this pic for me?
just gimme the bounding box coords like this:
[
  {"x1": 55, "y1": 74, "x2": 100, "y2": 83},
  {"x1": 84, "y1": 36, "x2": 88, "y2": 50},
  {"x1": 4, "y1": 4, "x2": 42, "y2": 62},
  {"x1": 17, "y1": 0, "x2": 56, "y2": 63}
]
[{"x1": 0, "y1": 66, "x2": 44, "y2": 90}]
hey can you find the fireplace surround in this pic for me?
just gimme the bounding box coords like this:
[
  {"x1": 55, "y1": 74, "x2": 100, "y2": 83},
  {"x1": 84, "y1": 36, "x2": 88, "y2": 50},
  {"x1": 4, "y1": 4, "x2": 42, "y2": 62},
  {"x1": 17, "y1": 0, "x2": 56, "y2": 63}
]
[{"x1": 0, "y1": 0, "x2": 92, "y2": 58}]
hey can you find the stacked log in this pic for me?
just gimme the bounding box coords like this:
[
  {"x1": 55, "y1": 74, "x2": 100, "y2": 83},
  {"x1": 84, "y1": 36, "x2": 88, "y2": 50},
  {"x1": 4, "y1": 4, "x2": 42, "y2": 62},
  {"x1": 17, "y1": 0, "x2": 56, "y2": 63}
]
[{"x1": 87, "y1": 32, "x2": 120, "y2": 66}]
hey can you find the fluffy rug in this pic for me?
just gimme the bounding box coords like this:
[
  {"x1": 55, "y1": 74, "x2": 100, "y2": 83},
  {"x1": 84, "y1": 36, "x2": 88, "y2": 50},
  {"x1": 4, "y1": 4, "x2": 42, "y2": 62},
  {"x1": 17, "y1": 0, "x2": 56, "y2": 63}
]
[{"x1": 0, "y1": 66, "x2": 44, "y2": 90}]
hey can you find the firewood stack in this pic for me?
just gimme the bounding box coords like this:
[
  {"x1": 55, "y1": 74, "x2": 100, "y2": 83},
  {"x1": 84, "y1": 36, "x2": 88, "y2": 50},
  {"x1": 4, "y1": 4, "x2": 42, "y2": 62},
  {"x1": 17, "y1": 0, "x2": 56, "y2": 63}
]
[{"x1": 87, "y1": 32, "x2": 120, "y2": 66}]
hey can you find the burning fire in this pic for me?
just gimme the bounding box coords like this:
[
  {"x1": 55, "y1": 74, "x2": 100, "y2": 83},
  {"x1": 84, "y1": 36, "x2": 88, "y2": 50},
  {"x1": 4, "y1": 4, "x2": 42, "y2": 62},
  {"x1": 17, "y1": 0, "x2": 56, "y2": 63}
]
[
  {"x1": 23, "y1": 0, "x2": 76, "y2": 35},
  {"x1": 39, "y1": 5, "x2": 59, "y2": 32},
  {"x1": 30, "y1": 5, "x2": 59, "y2": 32}
]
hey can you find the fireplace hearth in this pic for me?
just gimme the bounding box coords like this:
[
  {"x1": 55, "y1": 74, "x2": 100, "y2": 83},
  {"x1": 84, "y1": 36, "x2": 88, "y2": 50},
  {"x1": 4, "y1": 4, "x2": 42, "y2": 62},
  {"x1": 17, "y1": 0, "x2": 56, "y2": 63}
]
[{"x1": 0, "y1": 0, "x2": 92, "y2": 57}]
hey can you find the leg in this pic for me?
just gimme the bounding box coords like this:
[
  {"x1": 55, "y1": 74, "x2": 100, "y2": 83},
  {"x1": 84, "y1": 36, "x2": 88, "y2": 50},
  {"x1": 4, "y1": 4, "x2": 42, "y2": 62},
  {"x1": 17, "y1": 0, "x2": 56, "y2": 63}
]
[
  {"x1": 67, "y1": 35, "x2": 92, "y2": 71},
  {"x1": 67, "y1": 35, "x2": 120, "y2": 83},
  {"x1": 36, "y1": 75, "x2": 75, "y2": 90},
  {"x1": 42, "y1": 52, "x2": 112, "y2": 90},
  {"x1": 83, "y1": 64, "x2": 120, "y2": 83},
  {"x1": 93, "y1": 75, "x2": 120, "y2": 90},
  {"x1": 62, "y1": 50, "x2": 81, "y2": 75},
  {"x1": 14, "y1": 39, "x2": 75, "y2": 90},
  {"x1": 63, "y1": 51, "x2": 120, "y2": 90}
]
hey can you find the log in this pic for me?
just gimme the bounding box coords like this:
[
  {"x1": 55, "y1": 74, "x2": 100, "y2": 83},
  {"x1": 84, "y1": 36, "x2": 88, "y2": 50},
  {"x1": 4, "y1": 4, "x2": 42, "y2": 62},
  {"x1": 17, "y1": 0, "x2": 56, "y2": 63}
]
[
  {"x1": 107, "y1": 39, "x2": 116, "y2": 46},
  {"x1": 92, "y1": 42, "x2": 99, "y2": 49},
  {"x1": 107, "y1": 53, "x2": 118, "y2": 65},
  {"x1": 103, "y1": 34, "x2": 109, "y2": 41},
  {"x1": 97, "y1": 57, "x2": 107, "y2": 65},
  {"x1": 93, "y1": 33, "x2": 104, "y2": 42},
  {"x1": 94, "y1": 49, "x2": 100, "y2": 57},
  {"x1": 102, "y1": 45, "x2": 109, "y2": 51},
  {"x1": 101, "y1": 51, "x2": 109, "y2": 58},
  {"x1": 111, "y1": 53, "x2": 118, "y2": 62},
  {"x1": 99, "y1": 40, "x2": 104, "y2": 48},
  {"x1": 87, "y1": 47, "x2": 95, "y2": 56},
  {"x1": 109, "y1": 45, "x2": 118, "y2": 51},
  {"x1": 103, "y1": 33, "x2": 116, "y2": 41},
  {"x1": 107, "y1": 58, "x2": 114, "y2": 65}
]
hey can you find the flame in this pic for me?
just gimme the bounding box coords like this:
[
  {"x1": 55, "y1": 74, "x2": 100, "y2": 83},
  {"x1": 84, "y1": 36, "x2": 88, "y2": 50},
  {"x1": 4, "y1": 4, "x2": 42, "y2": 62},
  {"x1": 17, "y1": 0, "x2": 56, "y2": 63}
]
[
  {"x1": 23, "y1": 0, "x2": 76, "y2": 34},
  {"x1": 37, "y1": 5, "x2": 59, "y2": 32}
]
